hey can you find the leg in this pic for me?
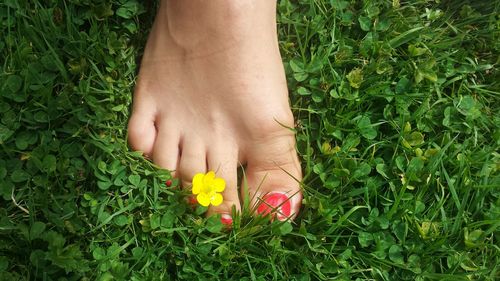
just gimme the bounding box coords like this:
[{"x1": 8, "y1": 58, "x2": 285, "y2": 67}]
[{"x1": 128, "y1": 0, "x2": 302, "y2": 222}]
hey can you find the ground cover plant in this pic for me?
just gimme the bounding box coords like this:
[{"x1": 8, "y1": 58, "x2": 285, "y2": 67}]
[{"x1": 0, "y1": 0, "x2": 499, "y2": 280}]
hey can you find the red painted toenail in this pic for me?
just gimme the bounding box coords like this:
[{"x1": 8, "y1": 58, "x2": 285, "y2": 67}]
[
  {"x1": 165, "y1": 180, "x2": 172, "y2": 187},
  {"x1": 257, "y1": 192, "x2": 291, "y2": 220},
  {"x1": 221, "y1": 214, "x2": 233, "y2": 226},
  {"x1": 187, "y1": 196, "x2": 197, "y2": 205}
]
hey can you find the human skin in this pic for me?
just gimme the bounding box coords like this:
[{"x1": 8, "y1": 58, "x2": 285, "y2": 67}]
[{"x1": 128, "y1": 0, "x2": 302, "y2": 223}]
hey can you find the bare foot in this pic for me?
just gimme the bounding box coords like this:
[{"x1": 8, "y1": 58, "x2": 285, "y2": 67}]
[{"x1": 128, "y1": 0, "x2": 302, "y2": 222}]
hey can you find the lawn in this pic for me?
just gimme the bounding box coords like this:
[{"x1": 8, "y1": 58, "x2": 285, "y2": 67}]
[{"x1": 0, "y1": 0, "x2": 499, "y2": 280}]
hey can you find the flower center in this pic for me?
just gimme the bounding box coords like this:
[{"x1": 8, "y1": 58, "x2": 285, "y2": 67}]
[{"x1": 201, "y1": 183, "x2": 213, "y2": 194}]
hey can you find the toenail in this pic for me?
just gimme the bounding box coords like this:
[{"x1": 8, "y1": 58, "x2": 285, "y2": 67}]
[
  {"x1": 165, "y1": 179, "x2": 172, "y2": 187},
  {"x1": 187, "y1": 196, "x2": 197, "y2": 206},
  {"x1": 256, "y1": 192, "x2": 292, "y2": 221},
  {"x1": 220, "y1": 214, "x2": 233, "y2": 226}
]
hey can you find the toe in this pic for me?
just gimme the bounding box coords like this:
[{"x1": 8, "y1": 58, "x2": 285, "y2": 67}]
[
  {"x1": 206, "y1": 144, "x2": 241, "y2": 221},
  {"x1": 152, "y1": 122, "x2": 180, "y2": 174},
  {"x1": 128, "y1": 110, "x2": 157, "y2": 157},
  {"x1": 178, "y1": 137, "x2": 207, "y2": 189},
  {"x1": 244, "y1": 135, "x2": 302, "y2": 221}
]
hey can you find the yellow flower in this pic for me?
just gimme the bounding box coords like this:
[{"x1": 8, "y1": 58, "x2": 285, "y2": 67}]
[{"x1": 192, "y1": 171, "x2": 225, "y2": 207}]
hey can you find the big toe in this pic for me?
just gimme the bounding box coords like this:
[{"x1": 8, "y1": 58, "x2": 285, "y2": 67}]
[{"x1": 244, "y1": 134, "x2": 302, "y2": 221}]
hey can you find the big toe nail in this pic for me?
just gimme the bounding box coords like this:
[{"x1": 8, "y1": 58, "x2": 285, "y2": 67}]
[{"x1": 256, "y1": 192, "x2": 294, "y2": 221}]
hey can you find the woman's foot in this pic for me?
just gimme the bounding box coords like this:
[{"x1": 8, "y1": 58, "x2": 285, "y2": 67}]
[{"x1": 128, "y1": 0, "x2": 302, "y2": 222}]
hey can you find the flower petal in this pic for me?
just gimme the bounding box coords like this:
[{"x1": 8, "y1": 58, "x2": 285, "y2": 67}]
[
  {"x1": 197, "y1": 193, "x2": 210, "y2": 207},
  {"x1": 192, "y1": 173, "x2": 204, "y2": 194},
  {"x1": 204, "y1": 171, "x2": 215, "y2": 186},
  {"x1": 213, "y1": 178, "x2": 226, "y2": 192},
  {"x1": 211, "y1": 193, "x2": 223, "y2": 206}
]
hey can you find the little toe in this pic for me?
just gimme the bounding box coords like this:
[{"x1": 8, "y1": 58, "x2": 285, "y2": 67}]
[
  {"x1": 127, "y1": 110, "x2": 157, "y2": 157},
  {"x1": 152, "y1": 122, "x2": 181, "y2": 174}
]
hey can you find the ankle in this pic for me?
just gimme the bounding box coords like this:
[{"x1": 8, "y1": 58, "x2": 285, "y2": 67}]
[{"x1": 161, "y1": 0, "x2": 277, "y2": 50}]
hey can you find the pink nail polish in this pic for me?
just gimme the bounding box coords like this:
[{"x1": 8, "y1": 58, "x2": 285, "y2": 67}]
[
  {"x1": 221, "y1": 214, "x2": 233, "y2": 226},
  {"x1": 257, "y1": 192, "x2": 292, "y2": 221}
]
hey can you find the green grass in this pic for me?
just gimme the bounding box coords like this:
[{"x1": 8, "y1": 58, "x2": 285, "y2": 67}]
[{"x1": 1, "y1": 0, "x2": 499, "y2": 280}]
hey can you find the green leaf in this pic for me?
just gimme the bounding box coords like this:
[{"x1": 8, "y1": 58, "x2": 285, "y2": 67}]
[
  {"x1": 111, "y1": 104, "x2": 125, "y2": 111},
  {"x1": 3, "y1": 75, "x2": 23, "y2": 94},
  {"x1": 42, "y1": 154, "x2": 57, "y2": 173},
  {"x1": 42, "y1": 231, "x2": 66, "y2": 249},
  {"x1": 33, "y1": 111, "x2": 48, "y2": 123},
  {"x1": 30, "y1": 221, "x2": 46, "y2": 240},
  {"x1": 408, "y1": 44, "x2": 427, "y2": 56},
  {"x1": 376, "y1": 60, "x2": 393, "y2": 74},
  {"x1": 29, "y1": 250, "x2": 47, "y2": 268},
  {"x1": 420, "y1": 69, "x2": 437, "y2": 83},
  {"x1": 343, "y1": 134, "x2": 360, "y2": 151},
  {"x1": 312, "y1": 91, "x2": 324, "y2": 103},
  {"x1": 0, "y1": 125, "x2": 14, "y2": 144},
  {"x1": 375, "y1": 17, "x2": 391, "y2": 31},
  {"x1": 92, "y1": 247, "x2": 106, "y2": 260},
  {"x1": 116, "y1": 1, "x2": 140, "y2": 19},
  {"x1": 123, "y1": 20, "x2": 137, "y2": 33},
  {"x1": 15, "y1": 131, "x2": 37, "y2": 150},
  {"x1": 160, "y1": 211, "x2": 176, "y2": 229},
  {"x1": 395, "y1": 155, "x2": 406, "y2": 171},
  {"x1": 128, "y1": 174, "x2": 141, "y2": 186},
  {"x1": 408, "y1": 255, "x2": 422, "y2": 273},
  {"x1": 405, "y1": 131, "x2": 424, "y2": 146},
  {"x1": 329, "y1": 89, "x2": 339, "y2": 98},
  {"x1": 376, "y1": 163, "x2": 389, "y2": 178},
  {"x1": 457, "y1": 95, "x2": 481, "y2": 119},
  {"x1": 365, "y1": 5, "x2": 380, "y2": 18},
  {"x1": 92, "y1": 3, "x2": 113, "y2": 19},
  {"x1": 465, "y1": 229, "x2": 484, "y2": 248},
  {"x1": 289, "y1": 59, "x2": 304, "y2": 72},
  {"x1": 297, "y1": 87, "x2": 311, "y2": 96},
  {"x1": 46, "y1": 244, "x2": 89, "y2": 273},
  {"x1": 97, "y1": 161, "x2": 107, "y2": 173},
  {"x1": 360, "y1": 32, "x2": 375, "y2": 57},
  {"x1": 389, "y1": 26, "x2": 424, "y2": 49},
  {"x1": 11, "y1": 169, "x2": 30, "y2": 183},
  {"x1": 206, "y1": 215, "x2": 223, "y2": 233},
  {"x1": 358, "y1": 231, "x2": 373, "y2": 247},
  {"x1": 113, "y1": 215, "x2": 129, "y2": 227},
  {"x1": 324, "y1": 174, "x2": 340, "y2": 189},
  {"x1": 407, "y1": 157, "x2": 424, "y2": 180},
  {"x1": 357, "y1": 116, "x2": 377, "y2": 140},
  {"x1": 389, "y1": 245, "x2": 404, "y2": 264},
  {"x1": 150, "y1": 213, "x2": 161, "y2": 229},
  {"x1": 279, "y1": 222, "x2": 293, "y2": 235},
  {"x1": 293, "y1": 72, "x2": 308, "y2": 82},
  {"x1": 395, "y1": 77, "x2": 411, "y2": 94},
  {"x1": 331, "y1": 0, "x2": 349, "y2": 10},
  {"x1": 132, "y1": 247, "x2": 143, "y2": 258},
  {"x1": 415, "y1": 201, "x2": 425, "y2": 213},
  {"x1": 358, "y1": 16, "x2": 371, "y2": 31},
  {"x1": 347, "y1": 68, "x2": 363, "y2": 89},
  {"x1": 353, "y1": 163, "x2": 371, "y2": 179},
  {"x1": 392, "y1": 221, "x2": 406, "y2": 242},
  {"x1": 97, "y1": 180, "x2": 112, "y2": 190}
]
